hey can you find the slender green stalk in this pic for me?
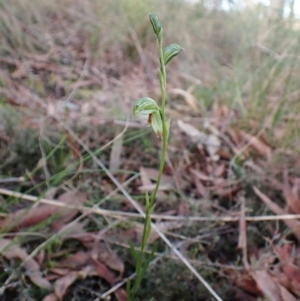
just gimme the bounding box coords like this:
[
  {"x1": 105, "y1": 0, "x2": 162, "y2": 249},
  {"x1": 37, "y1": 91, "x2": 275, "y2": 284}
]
[
  {"x1": 150, "y1": 31, "x2": 168, "y2": 205},
  {"x1": 128, "y1": 13, "x2": 183, "y2": 300}
]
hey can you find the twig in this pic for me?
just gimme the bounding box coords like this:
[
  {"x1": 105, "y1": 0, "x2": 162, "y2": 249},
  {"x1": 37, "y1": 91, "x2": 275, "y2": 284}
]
[
  {"x1": 2, "y1": 188, "x2": 300, "y2": 223},
  {"x1": 0, "y1": 177, "x2": 25, "y2": 183},
  {"x1": 38, "y1": 123, "x2": 51, "y2": 187},
  {"x1": 237, "y1": 193, "x2": 249, "y2": 270}
]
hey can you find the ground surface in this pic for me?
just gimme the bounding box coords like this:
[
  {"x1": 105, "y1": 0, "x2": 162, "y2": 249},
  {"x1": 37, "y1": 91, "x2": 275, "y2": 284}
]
[{"x1": 1, "y1": 1, "x2": 300, "y2": 301}]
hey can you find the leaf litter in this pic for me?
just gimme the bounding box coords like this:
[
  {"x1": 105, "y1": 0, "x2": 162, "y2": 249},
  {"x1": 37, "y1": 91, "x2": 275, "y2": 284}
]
[
  {"x1": 0, "y1": 190, "x2": 87, "y2": 231},
  {"x1": 0, "y1": 190, "x2": 127, "y2": 300},
  {"x1": 1, "y1": 3, "x2": 300, "y2": 300},
  {"x1": 4, "y1": 108, "x2": 294, "y2": 300},
  {"x1": 2, "y1": 87, "x2": 300, "y2": 300},
  {"x1": 0, "y1": 239, "x2": 52, "y2": 290}
]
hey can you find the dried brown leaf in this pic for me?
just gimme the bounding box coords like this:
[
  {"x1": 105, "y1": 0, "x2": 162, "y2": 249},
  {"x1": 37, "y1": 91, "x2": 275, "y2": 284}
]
[
  {"x1": 244, "y1": 160, "x2": 264, "y2": 174},
  {"x1": 177, "y1": 121, "x2": 221, "y2": 160},
  {"x1": 114, "y1": 289, "x2": 127, "y2": 301},
  {"x1": 177, "y1": 200, "x2": 189, "y2": 216},
  {"x1": 44, "y1": 187, "x2": 58, "y2": 199},
  {"x1": 238, "y1": 202, "x2": 246, "y2": 248},
  {"x1": 240, "y1": 131, "x2": 272, "y2": 158},
  {"x1": 252, "y1": 270, "x2": 282, "y2": 301},
  {"x1": 60, "y1": 251, "x2": 90, "y2": 269},
  {"x1": 37, "y1": 249, "x2": 45, "y2": 266},
  {"x1": 67, "y1": 133, "x2": 81, "y2": 161},
  {"x1": 0, "y1": 190, "x2": 87, "y2": 231},
  {"x1": 238, "y1": 195, "x2": 249, "y2": 269},
  {"x1": 91, "y1": 259, "x2": 126, "y2": 301},
  {"x1": 192, "y1": 174, "x2": 207, "y2": 197},
  {"x1": 0, "y1": 203, "x2": 56, "y2": 230},
  {"x1": 227, "y1": 127, "x2": 243, "y2": 146},
  {"x1": 169, "y1": 88, "x2": 199, "y2": 111},
  {"x1": 54, "y1": 271, "x2": 79, "y2": 300},
  {"x1": 177, "y1": 120, "x2": 206, "y2": 142},
  {"x1": 251, "y1": 270, "x2": 297, "y2": 301},
  {"x1": 279, "y1": 285, "x2": 298, "y2": 301},
  {"x1": 232, "y1": 272, "x2": 261, "y2": 296},
  {"x1": 138, "y1": 183, "x2": 172, "y2": 192},
  {"x1": 0, "y1": 239, "x2": 52, "y2": 290},
  {"x1": 214, "y1": 186, "x2": 241, "y2": 198},
  {"x1": 204, "y1": 134, "x2": 221, "y2": 161},
  {"x1": 58, "y1": 221, "x2": 90, "y2": 245},
  {"x1": 42, "y1": 293, "x2": 58, "y2": 301},
  {"x1": 139, "y1": 168, "x2": 174, "y2": 192},
  {"x1": 140, "y1": 167, "x2": 173, "y2": 185},
  {"x1": 51, "y1": 191, "x2": 87, "y2": 230},
  {"x1": 139, "y1": 167, "x2": 152, "y2": 187},
  {"x1": 283, "y1": 170, "x2": 300, "y2": 214},
  {"x1": 213, "y1": 101, "x2": 229, "y2": 121},
  {"x1": 109, "y1": 131, "x2": 123, "y2": 171},
  {"x1": 91, "y1": 259, "x2": 116, "y2": 284},
  {"x1": 277, "y1": 244, "x2": 300, "y2": 296},
  {"x1": 92, "y1": 241, "x2": 124, "y2": 275},
  {"x1": 213, "y1": 163, "x2": 226, "y2": 178},
  {"x1": 190, "y1": 169, "x2": 212, "y2": 182},
  {"x1": 253, "y1": 186, "x2": 300, "y2": 242},
  {"x1": 48, "y1": 268, "x2": 71, "y2": 277},
  {"x1": 229, "y1": 289, "x2": 257, "y2": 301}
]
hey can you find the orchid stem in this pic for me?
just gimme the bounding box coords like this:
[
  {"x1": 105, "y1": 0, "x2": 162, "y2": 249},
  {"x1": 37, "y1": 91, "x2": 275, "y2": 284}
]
[{"x1": 151, "y1": 35, "x2": 168, "y2": 205}]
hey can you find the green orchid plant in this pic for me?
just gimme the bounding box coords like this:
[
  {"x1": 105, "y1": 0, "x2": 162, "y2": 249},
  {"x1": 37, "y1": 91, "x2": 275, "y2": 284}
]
[
  {"x1": 128, "y1": 13, "x2": 183, "y2": 300},
  {"x1": 133, "y1": 44, "x2": 182, "y2": 139}
]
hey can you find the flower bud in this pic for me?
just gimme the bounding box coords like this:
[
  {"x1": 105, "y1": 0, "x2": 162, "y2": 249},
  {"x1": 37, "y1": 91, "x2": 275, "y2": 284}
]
[
  {"x1": 163, "y1": 43, "x2": 184, "y2": 65},
  {"x1": 133, "y1": 97, "x2": 160, "y2": 116},
  {"x1": 150, "y1": 111, "x2": 163, "y2": 138},
  {"x1": 133, "y1": 97, "x2": 163, "y2": 138},
  {"x1": 149, "y1": 13, "x2": 162, "y2": 37}
]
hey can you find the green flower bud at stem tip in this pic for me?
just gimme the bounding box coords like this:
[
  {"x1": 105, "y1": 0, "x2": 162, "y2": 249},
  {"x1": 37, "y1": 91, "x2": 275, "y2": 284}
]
[
  {"x1": 163, "y1": 43, "x2": 184, "y2": 65},
  {"x1": 149, "y1": 13, "x2": 162, "y2": 36}
]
